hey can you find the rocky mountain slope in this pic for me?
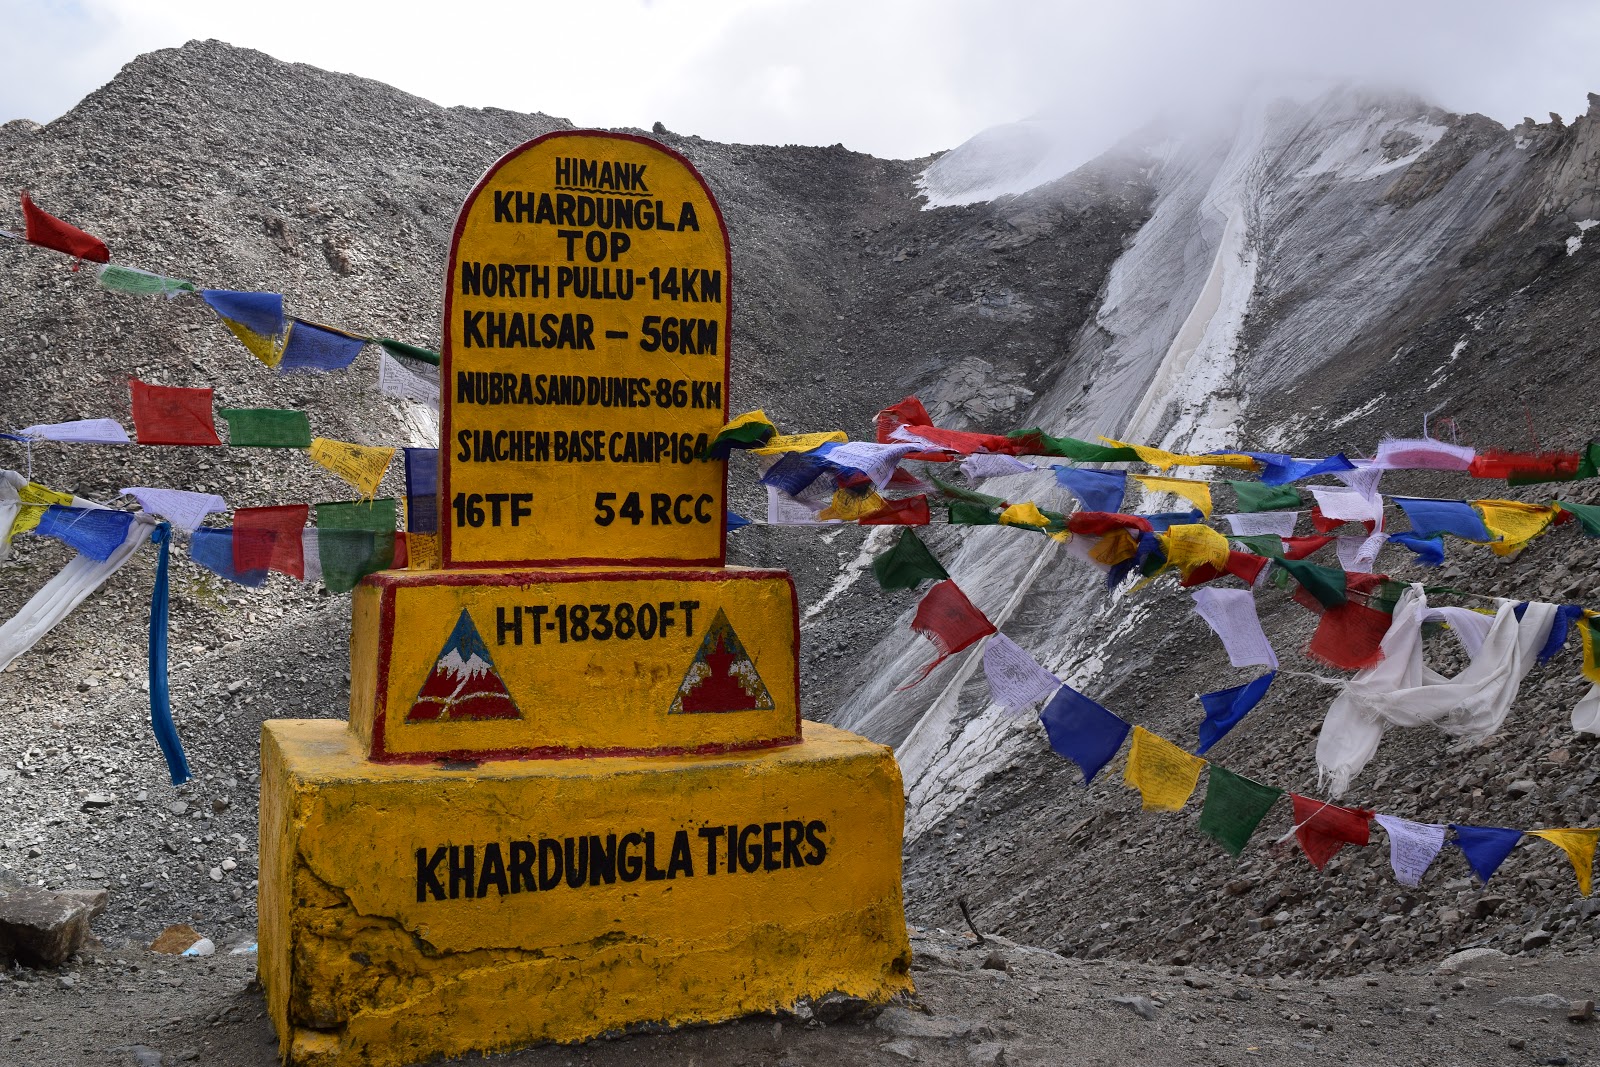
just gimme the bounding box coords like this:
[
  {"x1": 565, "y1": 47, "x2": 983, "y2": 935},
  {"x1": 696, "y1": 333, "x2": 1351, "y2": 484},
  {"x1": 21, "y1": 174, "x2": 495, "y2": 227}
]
[{"x1": 1, "y1": 40, "x2": 1599, "y2": 987}]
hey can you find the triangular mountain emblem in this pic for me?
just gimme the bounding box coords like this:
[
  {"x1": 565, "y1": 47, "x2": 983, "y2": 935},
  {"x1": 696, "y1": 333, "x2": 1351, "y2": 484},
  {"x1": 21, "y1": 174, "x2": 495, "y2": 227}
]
[
  {"x1": 406, "y1": 609, "x2": 521, "y2": 722},
  {"x1": 670, "y1": 608, "x2": 776, "y2": 714}
]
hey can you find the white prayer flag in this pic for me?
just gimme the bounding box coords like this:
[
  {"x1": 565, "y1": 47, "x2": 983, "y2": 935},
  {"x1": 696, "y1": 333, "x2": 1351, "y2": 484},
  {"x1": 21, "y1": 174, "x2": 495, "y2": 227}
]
[
  {"x1": 824, "y1": 441, "x2": 922, "y2": 489},
  {"x1": 377, "y1": 350, "x2": 440, "y2": 410},
  {"x1": 20, "y1": 418, "x2": 130, "y2": 445},
  {"x1": 121, "y1": 488, "x2": 227, "y2": 534},
  {"x1": 1336, "y1": 530, "x2": 1388, "y2": 574},
  {"x1": 960, "y1": 454, "x2": 1035, "y2": 481},
  {"x1": 1373, "y1": 438, "x2": 1475, "y2": 472},
  {"x1": 1374, "y1": 814, "x2": 1447, "y2": 887},
  {"x1": 982, "y1": 633, "x2": 1061, "y2": 712},
  {"x1": 1190, "y1": 587, "x2": 1278, "y2": 668},
  {"x1": 301, "y1": 528, "x2": 323, "y2": 584},
  {"x1": 765, "y1": 486, "x2": 838, "y2": 526},
  {"x1": 1310, "y1": 486, "x2": 1384, "y2": 527},
  {"x1": 1334, "y1": 463, "x2": 1384, "y2": 500},
  {"x1": 1226, "y1": 510, "x2": 1298, "y2": 538}
]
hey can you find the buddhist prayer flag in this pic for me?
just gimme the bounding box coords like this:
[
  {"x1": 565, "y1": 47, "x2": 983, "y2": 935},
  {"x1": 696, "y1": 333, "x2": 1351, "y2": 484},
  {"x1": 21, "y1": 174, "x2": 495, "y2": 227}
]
[
  {"x1": 1237, "y1": 452, "x2": 1354, "y2": 485},
  {"x1": 825, "y1": 442, "x2": 922, "y2": 488},
  {"x1": 1469, "y1": 449, "x2": 1582, "y2": 484},
  {"x1": 218, "y1": 408, "x2": 312, "y2": 448},
  {"x1": 1007, "y1": 428, "x2": 1138, "y2": 463},
  {"x1": 9, "y1": 482, "x2": 73, "y2": 539},
  {"x1": 1529, "y1": 829, "x2": 1600, "y2": 896},
  {"x1": 1190, "y1": 588, "x2": 1280, "y2": 666},
  {"x1": 120, "y1": 487, "x2": 226, "y2": 533},
  {"x1": 751, "y1": 431, "x2": 847, "y2": 455},
  {"x1": 376, "y1": 348, "x2": 439, "y2": 409},
  {"x1": 317, "y1": 499, "x2": 398, "y2": 594},
  {"x1": 1290, "y1": 794, "x2": 1373, "y2": 869},
  {"x1": 373, "y1": 337, "x2": 439, "y2": 365},
  {"x1": 900, "y1": 580, "x2": 996, "y2": 687},
  {"x1": 1098, "y1": 438, "x2": 1260, "y2": 473},
  {"x1": 1039, "y1": 685, "x2": 1129, "y2": 784},
  {"x1": 402, "y1": 447, "x2": 438, "y2": 534},
  {"x1": 819, "y1": 488, "x2": 886, "y2": 521},
  {"x1": 760, "y1": 451, "x2": 831, "y2": 496},
  {"x1": 1122, "y1": 726, "x2": 1206, "y2": 811},
  {"x1": 1556, "y1": 499, "x2": 1600, "y2": 537},
  {"x1": 1374, "y1": 438, "x2": 1475, "y2": 472},
  {"x1": 708, "y1": 410, "x2": 776, "y2": 457},
  {"x1": 982, "y1": 633, "x2": 1061, "y2": 712},
  {"x1": 20, "y1": 191, "x2": 109, "y2": 263},
  {"x1": 1309, "y1": 486, "x2": 1384, "y2": 529},
  {"x1": 1199, "y1": 767, "x2": 1283, "y2": 856},
  {"x1": 18, "y1": 418, "x2": 129, "y2": 444},
  {"x1": 1336, "y1": 530, "x2": 1388, "y2": 573},
  {"x1": 1373, "y1": 814, "x2": 1447, "y2": 887},
  {"x1": 1196, "y1": 671, "x2": 1275, "y2": 754},
  {"x1": 1133, "y1": 474, "x2": 1212, "y2": 518},
  {"x1": 1053, "y1": 466, "x2": 1126, "y2": 513},
  {"x1": 948, "y1": 501, "x2": 999, "y2": 526},
  {"x1": 999, "y1": 501, "x2": 1051, "y2": 529},
  {"x1": 1474, "y1": 499, "x2": 1557, "y2": 557},
  {"x1": 94, "y1": 263, "x2": 196, "y2": 298},
  {"x1": 1159, "y1": 523, "x2": 1230, "y2": 578},
  {"x1": 201, "y1": 289, "x2": 288, "y2": 367},
  {"x1": 1307, "y1": 601, "x2": 1392, "y2": 671},
  {"x1": 726, "y1": 511, "x2": 752, "y2": 531},
  {"x1": 189, "y1": 528, "x2": 268, "y2": 587},
  {"x1": 962, "y1": 454, "x2": 1035, "y2": 480},
  {"x1": 233, "y1": 504, "x2": 309, "y2": 579},
  {"x1": 872, "y1": 528, "x2": 948, "y2": 591},
  {"x1": 129, "y1": 379, "x2": 222, "y2": 446},
  {"x1": 35, "y1": 506, "x2": 136, "y2": 562},
  {"x1": 308, "y1": 438, "x2": 395, "y2": 499},
  {"x1": 859, "y1": 494, "x2": 930, "y2": 526},
  {"x1": 1387, "y1": 531, "x2": 1445, "y2": 566},
  {"x1": 1228, "y1": 480, "x2": 1303, "y2": 511},
  {"x1": 279, "y1": 320, "x2": 366, "y2": 373},
  {"x1": 1451, "y1": 824, "x2": 1523, "y2": 883},
  {"x1": 1226, "y1": 510, "x2": 1298, "y2": 538},
  {"x1": 1276, "y1": 557, "x2": 1347, "y2": 608},
  {"x1": 1392, "y1": 497, "x2": 1492, "y2": 541}
]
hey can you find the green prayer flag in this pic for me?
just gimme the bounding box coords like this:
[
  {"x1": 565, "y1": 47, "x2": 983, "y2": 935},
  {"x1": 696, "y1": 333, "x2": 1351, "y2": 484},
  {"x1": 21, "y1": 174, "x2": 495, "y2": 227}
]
[
  {"x1": 871, "y1": 528, "x2": 949, "y2": 591},
  {"x1": 218, "y1": 408, "x2": 312, "y2": 448},
  {"x1": 1575, "y1": 442, "x2": 1600, "y2": 481},
  {"x1": 1198, "y1": 766, "x2": 1284, "y2": 857},
  {"x1": 1008, "y1": 428, "x2": 1140, "y2": 462},
  {"x1": 948, "y1": 501, "x2": 1000, "y2": 526},
  {"x1": 1557, "y1": 500, "x2": 1600, "y2": 537},
  {"x1": 317, "y1": 498, "x2": 398, "y2": 593},
  {"x1": 1227, "y1": 480, "x2": 1302, "y2": 512},
  {"x1": 95, "y1": 264, "x2": 198, "y2": 298},
  {"x1": 1228, "y1": 533, "x2": 1286, "y2": 559},
  {"x1": 1367, "y1": 578, "x2": 1409, "y2": 615},
  {"x1": 374, "y1": 337, "x2": 441, "y2": 366},
  {"x1": 1276, "y1": 557, "x2": 1347, "y2": 607},
  {"x1": 929, "y1": 474, "x2": 1007, "y2": 508}
]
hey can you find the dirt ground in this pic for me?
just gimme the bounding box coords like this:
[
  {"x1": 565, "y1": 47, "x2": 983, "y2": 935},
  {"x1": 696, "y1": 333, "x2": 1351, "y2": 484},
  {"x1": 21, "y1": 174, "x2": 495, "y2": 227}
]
[{"x1": 3, "y1": 927, "x2": 1596, "y2": 1067}]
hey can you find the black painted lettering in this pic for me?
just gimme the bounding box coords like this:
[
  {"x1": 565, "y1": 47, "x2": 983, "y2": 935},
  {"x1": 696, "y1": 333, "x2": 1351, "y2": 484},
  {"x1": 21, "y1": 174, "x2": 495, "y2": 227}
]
[
  {"x1": 667, "y1": 830, "x2": 694, "y2": 879},
  {"x1": 416, "y1": 847, "x2": 446, "y2": 902},
  {"x1": 477, "y1": 842, "x2": 509, "y2": 897},
  {"x1": 448, "y1": 844, "x2": 475, "y2": 900},
  {"x1": 509, "y1": 840, "x2": 535, "y2": 892}
]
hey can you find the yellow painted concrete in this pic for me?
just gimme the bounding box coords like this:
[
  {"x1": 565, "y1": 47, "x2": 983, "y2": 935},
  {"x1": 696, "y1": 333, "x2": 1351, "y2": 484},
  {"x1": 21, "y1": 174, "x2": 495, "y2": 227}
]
[
  {"x1": 446, "y1": 132, "x2": 731, "y2": 567},
  {"x1": 259, "y1": 719, "x2": 912, "y2": 1067},
  {"x1": 348, "y1": 566, "x2": 799, "y2": 758}
]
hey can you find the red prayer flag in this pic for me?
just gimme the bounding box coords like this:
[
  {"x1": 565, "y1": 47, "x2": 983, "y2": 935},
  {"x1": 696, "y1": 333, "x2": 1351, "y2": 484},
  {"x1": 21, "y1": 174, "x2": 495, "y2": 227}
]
[
  {"x1": 1468, "y1": 449, "x2": 1580, "y2": 483},
  {"x1": 1307, "y1": 600, "x2": 1391, "y2": 670},
  {"x1": 1179, "y1": 550, "x2": 1269, "y2": 587},
  {"x1": 876, "y1": 396, "x2": 949, "y2": 462},
  {"x1": 21, "y1": 192, "x2": 110, "y2": 263},
  {"x1": 1310, "y1": 506, "x2": 1376, "y2": 535},
  {"x1": 1290, "y1": 793, "x2": 1374, "y2": 869},
  {"x1": 129, "y1": 379, "x2": 222, "y2": 446},
  {"x1": 392, "y1": 532, "x2": 410, "y2": 570},
  {"x1": 860, "y1": 494, "x2": 931, "y2": 526},
  {"x1": 1282, "y1": 535, "x2": 1337, "y2": 560},
  {"x1": 233, "y1": 505, "x2": 309, "y2": 579},
  {"x1": 898, "y1": 580, "x2": 997, "y2": 690},
  {"x1": 1067, "y1": 511, "x2": 1154, "y2": 536},
  {"x1": 897, "y1": 424, "x2": 1025, "y2": 456}
]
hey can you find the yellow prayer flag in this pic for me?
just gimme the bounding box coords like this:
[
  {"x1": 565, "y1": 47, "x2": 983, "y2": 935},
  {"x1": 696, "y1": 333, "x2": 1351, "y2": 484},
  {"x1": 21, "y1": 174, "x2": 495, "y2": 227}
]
[
  {"x1": 1474, "y1": 500, "x2": 1557, "y2": 557},
  {"x1": 223, "y1": 319, "x2": 287, "y2": 369},
  {"x1": 406, "y1": 533, "x2": 441, "y2": 571},
  {"x1": 1100, "y1": 437, "x2": 1261, "y2": 472},
  {"x1": 722, "y1": 409, "x2": 773, "y2": 432},
  {"x1": 1133, "y1": 473, "x2": 1213, "y2": 518},
  {"x1": 750, "y1": 431, "x2": 848, "y2": 455},
  {"x1": 1530, "y1": 828, "x2": 1600, "y2": 896},
  {"x1": 1122, "y1": 726, "x2": 1206, "y2": 812},
  {"x1": 819, "y1": 489, "x2": 886, "y2": 521},
  {"x1": 1580, "y1": 611, "x2": 1600, "y2": 686},
  {"x1": 8, "y1": 482, "x2": 74, "y2": 541},
  {"x1": 1159, "y1": 523, "x2": 1231, "y2": 577},
  {"x1": 999, "y1": 501, "x2": 1050, "y2": 528},
  {"x1": 1088, "y1": 528, "x2": 1139, "y2": 566},
  {"x1": 309, "y1": 438, "x2": 396, "y2": 500}
]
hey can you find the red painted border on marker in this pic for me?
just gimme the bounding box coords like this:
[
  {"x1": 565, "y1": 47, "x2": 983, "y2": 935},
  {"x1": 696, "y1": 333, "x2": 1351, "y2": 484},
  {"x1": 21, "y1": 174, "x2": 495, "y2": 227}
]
[
  {"x1": 439, "y1": 130, "x2": 733, "y2": 570},
  {"x1": 360, "y1": 567, "x2": 799, "y2": 763}
]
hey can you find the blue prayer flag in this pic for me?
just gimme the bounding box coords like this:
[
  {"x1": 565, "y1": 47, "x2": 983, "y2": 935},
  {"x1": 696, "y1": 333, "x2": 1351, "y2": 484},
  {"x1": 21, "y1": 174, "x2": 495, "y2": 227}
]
[
  {"x1": 1197, "y1": 671, "x2": 1276, "y2": 754},
  {"x1": 1387, "y1": 531, "x2": 1446, "y2": 566},
  {"x1": 1039, "y1": 685, "x2": 1130, "y2": 784},
  {"x1": 1392, "y1": 497, "x2": 1492, "y2": 541},
  {"x1": 403, "y1": 447, "x2": 439, "y2": 533},
  {"x1": 1139, "y1": 510, "x2": 1205, "y2": 532},
  {"x1": 145, "y1": 524, "x2": 191, "y2": 785},
  {"x1": 1053, "y1": 466, "x2": 1127, "y2": 514},
  {"x1": 727, "y1": 511, "x2": 752, "y2": 531},
  {"x1": 190, "y1": 528, "x2": 269, "y2": 587},
  {"x1": 761, "y1": 452, "x2": 831, "y2": 496},
  {"x1": 36, "y1": 505, "x2": 136, "y2": 562},
  {"x1": 1451, "y1": 824, "x2": 1522, "y2": 883},
  {"x1": 278, "y1": 319, "x2": 365, "y2": 373},
  {"x1": 1537, "y1": 604, "x2": 1586, "y2": 665},
  {"x1": 200, "y1": 289, "x2": 284, "y2": 336},
  {"x1": 1239, "y1": 451, "x2": 1356, "y2": 485}
]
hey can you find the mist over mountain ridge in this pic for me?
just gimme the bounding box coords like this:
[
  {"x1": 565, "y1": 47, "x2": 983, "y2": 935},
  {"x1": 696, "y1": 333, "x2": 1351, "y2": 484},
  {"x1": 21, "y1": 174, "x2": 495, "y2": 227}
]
[{"x1": 2, "y1": 40, "x2": 1600, "y2": 982}]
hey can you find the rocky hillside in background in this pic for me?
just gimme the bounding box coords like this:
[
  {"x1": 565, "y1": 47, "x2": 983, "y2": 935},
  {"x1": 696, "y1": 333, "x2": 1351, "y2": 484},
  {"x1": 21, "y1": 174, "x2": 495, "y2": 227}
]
[{"x1": 2, "y1": 40, "x2": 1599, "y2": 980}]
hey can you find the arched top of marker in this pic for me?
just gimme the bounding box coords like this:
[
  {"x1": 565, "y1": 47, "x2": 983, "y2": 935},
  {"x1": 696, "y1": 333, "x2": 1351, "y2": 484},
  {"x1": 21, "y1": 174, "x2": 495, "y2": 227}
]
[{"x1": 440, "y1": 131, "x2": 732, "y2": 569}]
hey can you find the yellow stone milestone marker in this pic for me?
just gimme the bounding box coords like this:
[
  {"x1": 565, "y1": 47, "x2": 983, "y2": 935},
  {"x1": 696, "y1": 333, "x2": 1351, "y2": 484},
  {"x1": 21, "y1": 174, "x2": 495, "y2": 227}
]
[{"x1": 258, "y1": 131, "x2": 911, "y2": 1067}]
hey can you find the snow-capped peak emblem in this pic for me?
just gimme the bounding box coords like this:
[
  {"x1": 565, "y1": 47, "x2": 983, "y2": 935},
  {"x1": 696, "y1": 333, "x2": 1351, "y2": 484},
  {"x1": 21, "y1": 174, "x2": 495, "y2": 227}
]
[{"x1": 406, "y1": 610, "x2": 521, "y2": 722}]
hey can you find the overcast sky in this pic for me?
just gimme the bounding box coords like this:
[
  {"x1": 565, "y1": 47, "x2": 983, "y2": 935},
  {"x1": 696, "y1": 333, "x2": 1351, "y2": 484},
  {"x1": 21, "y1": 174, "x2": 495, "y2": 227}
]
[{"x1": 4, "y1": 0, "x2": 1600, "y2": 163}]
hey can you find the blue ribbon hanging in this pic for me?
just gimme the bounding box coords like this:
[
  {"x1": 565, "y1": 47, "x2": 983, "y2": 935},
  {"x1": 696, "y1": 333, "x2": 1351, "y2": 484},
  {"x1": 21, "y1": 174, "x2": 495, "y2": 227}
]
[{"x1": 147, "y1": 523, "x2": 191, "y2": 785}]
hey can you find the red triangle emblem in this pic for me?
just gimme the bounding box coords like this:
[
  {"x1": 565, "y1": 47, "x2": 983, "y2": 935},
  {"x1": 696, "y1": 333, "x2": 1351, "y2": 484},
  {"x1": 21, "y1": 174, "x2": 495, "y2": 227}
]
[
  {"x1": 406, "y1": 610, "x2": 521, "y2": 723},
  {"x1": 669, "y1": 608, "x2": 775, "y2": 714}
]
